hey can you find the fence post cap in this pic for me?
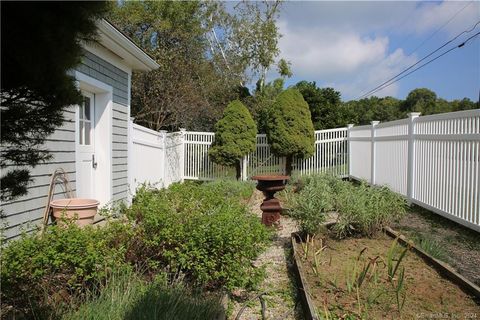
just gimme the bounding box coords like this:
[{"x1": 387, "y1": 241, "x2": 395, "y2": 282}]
[
  {"x1": 129, "y1": 117, "x2": 135, "y2": 122},
  {"x1": 347, "y1": 124, "x2": 354, "y2": 128},
  {"x1": 371, "y1": 121, "x2": 380, "y2": 125},
  {"x1": 408, "y1": 112, "x2": 421, "y2": 118},
  {"x1": 179, "y1": 128, "x2": 187, "y2": 132}
]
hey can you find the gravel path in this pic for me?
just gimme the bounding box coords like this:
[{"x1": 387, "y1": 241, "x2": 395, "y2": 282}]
[{"x1": 229, "y1": 190, "x2": 302, "y2": 320}]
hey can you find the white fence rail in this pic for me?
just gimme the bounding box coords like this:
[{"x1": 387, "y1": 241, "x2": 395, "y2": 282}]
[
  {"x1": 129, "y1": 109, "x2": 480, "y2": 232},
  {"x1": 349, "y1": 109, "x2": 480, "y2": 232}
]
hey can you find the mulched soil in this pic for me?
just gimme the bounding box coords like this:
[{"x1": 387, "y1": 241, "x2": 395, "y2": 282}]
[
  {"x1": 295, "y1": 234, "x2": 480, "y2": 319},
  {"x1": 392, "y1": 206, "x2": 480, "y2": 286}
]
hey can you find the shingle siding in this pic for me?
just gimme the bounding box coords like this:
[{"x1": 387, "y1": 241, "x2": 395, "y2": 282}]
[
  {"x1": 1, "y1": 109, "x2": 76, "y2": 240},
  {"x1": 79, "y1": 51, "x2": 129, "y2": 106},
  {"x1": 1, "y1": 50, "x2": 131, "y2": 240},
  {"x1": 111, "y1": 103, "x2": 129, "y2": 202}
]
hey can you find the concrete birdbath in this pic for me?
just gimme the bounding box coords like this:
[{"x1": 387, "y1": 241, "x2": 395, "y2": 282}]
[{"x1": 251, "y1": 174, "x2": 289, "y2": 227}]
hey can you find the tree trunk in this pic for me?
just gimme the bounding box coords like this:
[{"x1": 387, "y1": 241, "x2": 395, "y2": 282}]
[
  {"x1": 235, "y1": 161, "x2": 241, "y2": 180},
  {"x1": 285, "y1": 155, "x2": 293, "y2": 176}
]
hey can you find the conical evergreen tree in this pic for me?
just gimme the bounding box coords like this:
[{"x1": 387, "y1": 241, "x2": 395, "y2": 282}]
[
  {"x1": 209, "y1": 100, "x2": 257, "y2": 179},
  {"x1": 266, "y1": 88, "x2": 314, "y2": 175}
]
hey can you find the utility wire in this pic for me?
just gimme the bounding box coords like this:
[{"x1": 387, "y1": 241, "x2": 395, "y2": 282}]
[
  {"x1": 357, "y1": 20, "x2": 480, "y2": 99},
  {"x1": 361, "y1": 1, "x2": 473, "y2": 95},
  {"x1": 406, "y1": 1, "x2": 473, "y2": 56},
  {"x1": 363, "y1": 31, "x2": 480, "y2": 98}
]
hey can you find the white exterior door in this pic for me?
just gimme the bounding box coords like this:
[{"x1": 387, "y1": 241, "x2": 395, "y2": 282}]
[{"x1": 76, "y1": 92, "x2": 96, "y2": 198}]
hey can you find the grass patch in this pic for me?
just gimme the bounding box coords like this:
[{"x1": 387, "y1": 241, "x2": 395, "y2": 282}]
[
  {"x1": 63, "y1": 270, "x2": 223, "y2": 320},
  {"x1": 412, "y1": 234, "x2": 448, "y2": 261}
]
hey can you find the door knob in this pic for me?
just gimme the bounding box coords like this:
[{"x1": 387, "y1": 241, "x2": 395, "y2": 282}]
[{"x1": 92, "y1": 154, "x2": 98, "y2": 169}]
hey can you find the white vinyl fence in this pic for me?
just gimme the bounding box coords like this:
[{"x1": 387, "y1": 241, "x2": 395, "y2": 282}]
[
  {"x1": 128, "y1": 122, "x2": 348, "y2": 188},
  {"x1": 349, "y1": 109, "x2": 480, "y2": 232},
  {"x1": 128, "y1": 109, "x2": 480, "y2": 232},
  {"x1": 128, "y1": 122, "x2": 183, "y2": 195}
]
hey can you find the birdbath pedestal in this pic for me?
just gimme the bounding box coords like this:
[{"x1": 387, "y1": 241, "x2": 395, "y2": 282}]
[{"x1": 251, "y1": 175, "x2": 289, "y2": 227}]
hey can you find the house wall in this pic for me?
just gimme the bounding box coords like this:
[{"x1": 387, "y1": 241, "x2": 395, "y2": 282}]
[
  {"x1": 1, "y1": 109, "x2": 77, "y2": 240},
  {"x1": 1, "y1": 50, "x2": 130, "y2": 240},
  {"x1": 77, "y1": 51, "x2": 129, "y2": 203}
]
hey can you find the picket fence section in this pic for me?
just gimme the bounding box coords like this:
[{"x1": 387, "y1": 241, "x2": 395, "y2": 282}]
[
  {"x1": 294, "y1": 128, "x2": 349, "y2": 177},
  {"x1": 129, "y1": 109, "x2": 480, "y2": 232},
  {"x1": 348, "y1": 110, "x2": 480, "y2": 232}
]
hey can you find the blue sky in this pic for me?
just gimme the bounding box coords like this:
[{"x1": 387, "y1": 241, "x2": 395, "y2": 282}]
[{"x1": 269, "y1": 1, "x2": 479, "y2": 102}]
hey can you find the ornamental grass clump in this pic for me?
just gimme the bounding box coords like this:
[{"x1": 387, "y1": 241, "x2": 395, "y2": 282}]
[
  {"x1": 266, "y1": 88, "x2": 315, "y2": 175},
  {"x1": 333, "y1": 181, "x2": 407, "y2": 238},
  {"x1": 287, "y1": 174, "x2": 407, "y2": 238},
  {"x1": 289, "y1": 175, "x2": 335, "y2": 236},
  {"x1": 209, "y1": 100, "x2": 257, "y2": 180}
]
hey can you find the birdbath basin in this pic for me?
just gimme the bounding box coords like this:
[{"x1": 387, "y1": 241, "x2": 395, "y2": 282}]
[{"x1": 251, "y1": 174, "x2": 289, "y2": 227}]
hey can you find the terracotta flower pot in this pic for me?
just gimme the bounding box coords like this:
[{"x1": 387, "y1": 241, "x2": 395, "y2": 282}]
[{"x1": 50, "y1": 198, "x2": 99, "y2": 227}]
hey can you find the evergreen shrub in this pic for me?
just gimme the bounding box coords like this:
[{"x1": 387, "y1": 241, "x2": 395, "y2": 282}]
[
  {"x1": 209, "y1": 100, "x2": 257, "y2": 179},
  {"x1": 266, "y1": 88, "x2": 314, "y2": 175}
]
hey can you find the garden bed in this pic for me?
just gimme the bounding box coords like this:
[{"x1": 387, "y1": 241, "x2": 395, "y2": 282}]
[
  {"x1": 292, "y1": 231, "x2": 480, "y2": 319},
  {"x1": 393, "y1": 206, "x2": 480, "y2": 287}
]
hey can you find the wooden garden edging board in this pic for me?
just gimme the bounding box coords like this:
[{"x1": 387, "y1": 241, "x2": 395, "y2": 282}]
[
  {"x1": 384, "y1": 226, "x2": 480, "y2": 300},
  {"x1": 291, "y1": 232, "x2": 319, "y2": 320}
]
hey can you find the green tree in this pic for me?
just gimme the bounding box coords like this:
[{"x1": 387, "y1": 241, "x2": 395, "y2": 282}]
[
  {"x1": 402, "y1": 88, "x2": 437, "y2": 115},
  {"x1": 1, "y1": 1, "x2": 107, "y2": 201},
  {"x1": 245, "y1": 78, "x2": 285, "y2": 133},
  {"x1": 266, "y1": 89, "x2": 315, "y2": 175},
  {"x1": 108, "y1": 0, "x2": 283, "y2": 131},
  {"x1": 209, "y1": 100, "x2": 257, "y2": 180},
  {"x1": 450, "y1": 97, "x2": 477, "y2": 111},
  {"x1": 295, "y1": 81, "x2": 343, "y2": 130}
]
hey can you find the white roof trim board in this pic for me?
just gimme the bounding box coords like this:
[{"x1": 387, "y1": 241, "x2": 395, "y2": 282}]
[{"x1": 97, "y1": 19, "x2": 159, "y2": 72}]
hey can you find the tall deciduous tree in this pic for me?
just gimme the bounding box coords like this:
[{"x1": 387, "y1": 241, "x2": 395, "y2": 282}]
[
  {"x1": 266, "y1": 89, "x2": 315, "y2": 176},
  {"x1": 0, "y1": 1, "x2": 107, "y2": 201},
  {"x1": 108, "y1": 0, "x2": 283, "y2": 131},
  {"x1": 295, "y1": 81, "x2": 343, "y2": 130},
  {"x1": 402, "y1": 88, "x2": 437, "y2": 114},
  {"x1": 209, "y1": 100, "x2": 257, "y2": 180}
]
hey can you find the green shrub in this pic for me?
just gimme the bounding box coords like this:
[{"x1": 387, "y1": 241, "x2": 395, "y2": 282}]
[
  {"x1": 0, "y1": 180, "x2": 266, "y2": 318},
  {"x1": 266, "y1": 88, "x2": 315, "y2": 175},
  {"x1": 289, "y1": 174, "x2": 335, "y2": 235},
  {"x1": 333, "y1": 181, "x2": 407, "y2": 238},
  {"x1": 0, "y1": 222, "x2": 129, "y2": 318},
  {"x1": 286, "y1": 175, "x2": 407, "y2": 238},
  {"x1": 64, "y1": 269, "x2": 224, "y2": 320},
  {"x1": 209, "y1": 100, "x2": 257, "y2": 180},
  {"x1": 126, "y1": 180, "x2": 270, "y2": 290}
]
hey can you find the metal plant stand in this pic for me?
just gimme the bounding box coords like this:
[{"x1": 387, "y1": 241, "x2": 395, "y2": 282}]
[{"x1": 251, "y1": 175, "x2": 289, "y2": 227}]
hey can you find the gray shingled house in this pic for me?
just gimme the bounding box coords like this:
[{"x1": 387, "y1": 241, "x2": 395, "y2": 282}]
[{"x1": 1, "y1": 20, "x2": 159, "y2": 240}]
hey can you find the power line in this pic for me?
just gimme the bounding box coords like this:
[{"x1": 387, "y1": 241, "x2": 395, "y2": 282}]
[
  {"x1": 363, "y1": 1, "x2": 473, "y2": 90},
  {"x1": 406, "y1": 1, "x2": 473, "y2": 56},
  {"x1": 357, "y1": 20, "x2": 480, "y2": 99},
  {"x1": 362, "y1": 31, "x2": 480, "y2": 98}
]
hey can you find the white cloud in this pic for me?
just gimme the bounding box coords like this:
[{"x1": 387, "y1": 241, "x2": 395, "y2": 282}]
[
  {"x1": 273, "y1": 1, "x2": 480, "y2": 99},
  {"x1": 406, "y1": 1, "x2": 480, "y2": 37},
  {"x1": 278, "y1": 20, "x2": 417, "y2": 99}
]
